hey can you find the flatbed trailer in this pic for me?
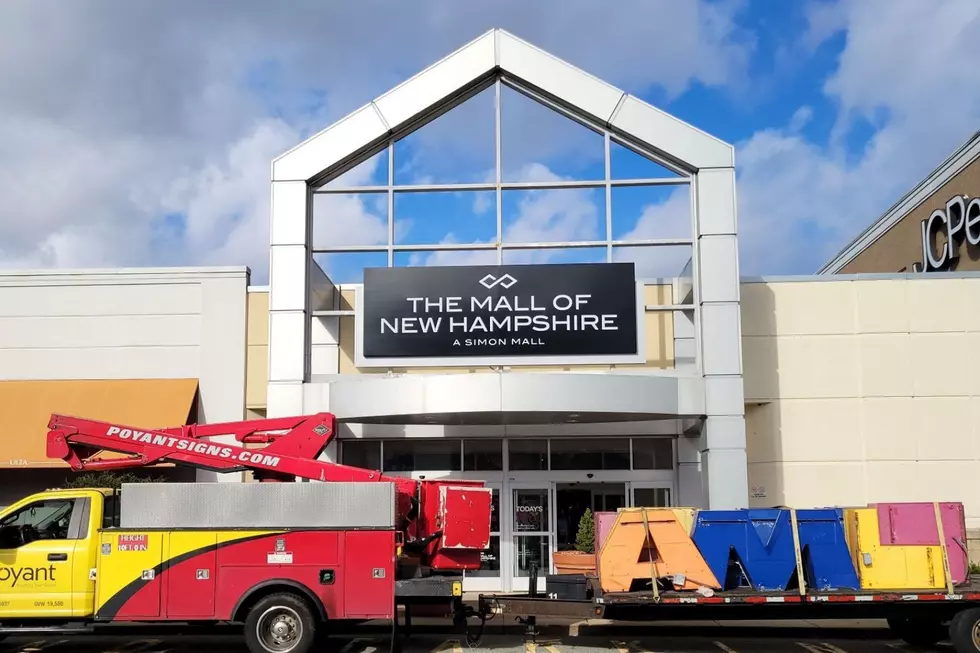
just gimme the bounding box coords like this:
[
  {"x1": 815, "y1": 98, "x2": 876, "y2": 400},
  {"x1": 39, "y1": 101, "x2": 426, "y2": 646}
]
[{"x1": 469, "y1": 570, "x2": 980, "y2": 652}]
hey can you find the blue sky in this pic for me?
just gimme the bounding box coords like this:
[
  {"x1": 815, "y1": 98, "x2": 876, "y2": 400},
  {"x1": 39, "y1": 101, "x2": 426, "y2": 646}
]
[{"x1": 1, "y1": 1, "x2": 978, "y2": 282}]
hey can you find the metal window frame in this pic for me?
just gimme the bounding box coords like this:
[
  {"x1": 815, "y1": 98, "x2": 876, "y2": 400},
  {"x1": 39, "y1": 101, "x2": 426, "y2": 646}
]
[{"x1": 308, "y1": 71, "x2": 702, "y2": 373}]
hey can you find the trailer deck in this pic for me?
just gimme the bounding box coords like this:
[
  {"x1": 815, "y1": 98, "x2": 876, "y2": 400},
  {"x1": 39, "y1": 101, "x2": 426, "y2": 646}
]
[
  {"x1": 601, "y1": 580, "x2": 980, "y2": 606},
  {"x1": 470, "y1": 579, "x2": 980, "y2": 647}
]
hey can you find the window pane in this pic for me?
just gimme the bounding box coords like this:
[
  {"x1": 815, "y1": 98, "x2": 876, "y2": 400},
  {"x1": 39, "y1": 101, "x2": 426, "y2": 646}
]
[
  {"x1": 467, "y1": 535, "x2": 501, "y2": 578},
  {"x1": 340, "y1": 441, "x2": 381, "y2": 470},
  {"x1": 383, "y1": 440, "x2": 461, "y2": 472},
  {"x1": 632, "y1": 438, "x2": 673, "y2": 469},
  {"x1": 508, "y1": 439, "x2": 548, "y2": 470},
  {"x1": 513, "y1": 489, "x2": 549, "y2": 533},
  {"x1": 634, "y1": 488, "x2": 671, "y2": 507},
  {"x1": 489, "y1": 487, "x2": 500, "y2": 533},
  {"x1": 514, "y1": 535, "x2": 550, "y2": 577},
  {"x1": 550, "y1": 438, "x2": 630, "y2": 470},
  {"x1": 463, "y1": 440, "x2": 503, "y2": 471}
]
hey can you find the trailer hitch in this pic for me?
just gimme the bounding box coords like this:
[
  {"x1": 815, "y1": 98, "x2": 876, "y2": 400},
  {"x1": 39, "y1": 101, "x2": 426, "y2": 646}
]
[{"x1": 514, "y1": 564, "x2": 541, "y2": 640}]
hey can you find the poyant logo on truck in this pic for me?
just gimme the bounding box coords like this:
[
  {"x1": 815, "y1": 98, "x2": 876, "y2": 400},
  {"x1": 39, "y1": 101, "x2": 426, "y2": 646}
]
[
  {"x1": 0, "y1": 565, "x2": 56, "y2": 587},
  {"x1": 104, "y1": 426, "x2": 281, "y2": 467}
]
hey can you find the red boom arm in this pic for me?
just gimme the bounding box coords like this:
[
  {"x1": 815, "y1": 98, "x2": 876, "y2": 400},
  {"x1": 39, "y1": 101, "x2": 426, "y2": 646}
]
[
  {"x1": 46, "y1": 411, "x2": 395, "y2": 482},
  {"x1": 45, "y1": 412, "x2": 492, "y2": 572}
]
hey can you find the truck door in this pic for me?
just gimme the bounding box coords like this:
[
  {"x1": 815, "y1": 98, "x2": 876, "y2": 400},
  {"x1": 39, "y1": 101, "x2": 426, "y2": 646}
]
[{"x1": 0, "y1": 496, "x2": 82, "y2": 618}]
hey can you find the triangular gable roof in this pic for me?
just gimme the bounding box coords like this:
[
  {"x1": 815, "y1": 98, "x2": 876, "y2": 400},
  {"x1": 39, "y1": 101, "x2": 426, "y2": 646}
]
[{"x1": 271, "y1": 28, "x2": 733, "y2": 184}]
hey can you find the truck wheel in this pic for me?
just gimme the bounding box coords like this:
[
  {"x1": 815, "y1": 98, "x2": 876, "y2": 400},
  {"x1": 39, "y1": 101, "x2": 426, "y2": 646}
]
[
  {"x1": 950, "y1": 607, "x2": 980, "y2": 653},
  {"x1": 244, "y1": 592, "x2": 318, "y2": 653},
  {"x1": 887, "y1": 616, "x2": 946, "y2": 646}
]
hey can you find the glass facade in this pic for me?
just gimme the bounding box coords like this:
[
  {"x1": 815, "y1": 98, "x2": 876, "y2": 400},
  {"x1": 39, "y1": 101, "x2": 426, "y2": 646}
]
[{"x1": 339, "y1": 436, "x2": 677, "y2": 592}]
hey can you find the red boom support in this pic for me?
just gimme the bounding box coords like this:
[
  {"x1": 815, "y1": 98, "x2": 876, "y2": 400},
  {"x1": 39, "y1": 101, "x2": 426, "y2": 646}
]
[{"x1": 45, "y1": 412, "x2": 492, "y2": 572}]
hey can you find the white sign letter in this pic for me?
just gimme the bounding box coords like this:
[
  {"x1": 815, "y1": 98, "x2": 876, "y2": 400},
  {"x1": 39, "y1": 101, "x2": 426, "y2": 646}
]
[{"x1": 553, "y1": 295, "x2": 573, "y2": 311}]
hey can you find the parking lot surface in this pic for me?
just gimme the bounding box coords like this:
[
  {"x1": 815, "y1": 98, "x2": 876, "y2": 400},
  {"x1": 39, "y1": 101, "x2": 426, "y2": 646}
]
[{"x1": 0, "y1": 622, "x2": 954, "y2": 653}]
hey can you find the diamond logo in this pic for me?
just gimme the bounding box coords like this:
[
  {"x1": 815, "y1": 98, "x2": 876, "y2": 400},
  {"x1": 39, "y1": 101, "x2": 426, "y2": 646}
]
[
  {"x1": 313, "y1": 424, "x2": 329, "y2": 436},
  {"x1": 479, "y1": 273, "x2": 517, "y2": 289}
]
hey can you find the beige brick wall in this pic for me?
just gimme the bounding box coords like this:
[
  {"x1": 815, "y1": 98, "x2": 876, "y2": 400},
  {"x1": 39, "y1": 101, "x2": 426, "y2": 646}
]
[
  {"x1": 742, "y1": 277, "x2": 980, "y2": 538},
  {"x1": 245, "y1": 291, "x2": 268, "y2": 411}
]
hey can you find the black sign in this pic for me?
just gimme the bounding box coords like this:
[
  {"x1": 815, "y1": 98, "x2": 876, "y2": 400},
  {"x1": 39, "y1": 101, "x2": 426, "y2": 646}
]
[{"x1": 361, "y1": 262, "x2": 637, "y2": 359}]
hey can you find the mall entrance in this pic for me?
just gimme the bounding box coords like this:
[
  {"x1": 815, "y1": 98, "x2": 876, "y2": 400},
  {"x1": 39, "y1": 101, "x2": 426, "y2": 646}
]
[
  {"x1": 506, "y1": 479, "x2": 673, "y2": 592},
  {"x1": 339, "y1": 435, "x2": 678, "y2": 593},
  {"x1": 555, "y1": 482, "x2": 626, "y2": 550}
]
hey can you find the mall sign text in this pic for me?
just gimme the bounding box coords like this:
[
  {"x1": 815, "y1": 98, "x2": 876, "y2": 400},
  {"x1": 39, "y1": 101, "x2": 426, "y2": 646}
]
[{"x1": 916, "y1": 194, "x2": 980, "y2": 272}]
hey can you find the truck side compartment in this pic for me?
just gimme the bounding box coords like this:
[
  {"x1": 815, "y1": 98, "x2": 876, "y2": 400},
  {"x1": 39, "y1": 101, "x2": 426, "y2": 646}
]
[{"x1": 94, "y1": 528, "x2": 396, "y2": 622}]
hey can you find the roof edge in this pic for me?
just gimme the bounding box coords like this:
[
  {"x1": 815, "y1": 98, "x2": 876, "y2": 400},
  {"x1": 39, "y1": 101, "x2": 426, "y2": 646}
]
[
  {"x1": 0, "y1": 265, "x2": 250, "y2": 282},
  {"x1": 743, "y1": 270, "x2": 980, "y2": 283},
  {"x1": 271, "y1": 27, "x2": 733, "y2": 183},
  {"x1": 819, "y1": 129, "x2": 980, "y2": 274}
]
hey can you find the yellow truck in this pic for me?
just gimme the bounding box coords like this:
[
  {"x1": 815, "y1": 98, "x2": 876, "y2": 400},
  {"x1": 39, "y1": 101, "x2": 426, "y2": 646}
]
[{"x1": 0, "y1": 481, "x2": 423, "y2": 653}]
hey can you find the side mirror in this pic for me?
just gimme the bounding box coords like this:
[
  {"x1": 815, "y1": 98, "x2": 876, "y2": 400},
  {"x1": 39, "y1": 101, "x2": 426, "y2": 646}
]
[{"x1": 0, "y1": 525, "x2": 22, "y2": 549}]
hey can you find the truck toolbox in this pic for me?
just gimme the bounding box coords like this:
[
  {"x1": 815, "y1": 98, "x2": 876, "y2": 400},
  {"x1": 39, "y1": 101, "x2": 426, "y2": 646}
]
[
  {"x1": 545, "y1": 574, "x2": 589, "y2": 600},
  {"x1": 119, "y1": 481, "x2": 396, "y2": 530}
]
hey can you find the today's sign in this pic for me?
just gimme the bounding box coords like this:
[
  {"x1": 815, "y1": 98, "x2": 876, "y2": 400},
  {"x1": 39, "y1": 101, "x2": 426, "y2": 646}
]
[{"x1": 357, "y1": 262, "x2": 641, "y2": 366}]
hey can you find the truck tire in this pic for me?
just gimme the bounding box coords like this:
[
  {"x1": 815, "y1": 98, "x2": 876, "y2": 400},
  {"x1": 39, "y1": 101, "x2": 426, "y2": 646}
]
[
  {"x1": 887, "y1": 616, "x2": 946, "y2": 646},
  {"x1": 950, "y1": 607, "x2": 980, "y2": 653},
  {"x1": 244, "y1": 592, "x2": 319, "y2": 653}
]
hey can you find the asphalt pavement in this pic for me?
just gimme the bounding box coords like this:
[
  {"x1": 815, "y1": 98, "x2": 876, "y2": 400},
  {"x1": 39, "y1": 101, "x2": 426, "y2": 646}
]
[{"x1": 0, "y1": 620, "x2": 953, "y2": 653}]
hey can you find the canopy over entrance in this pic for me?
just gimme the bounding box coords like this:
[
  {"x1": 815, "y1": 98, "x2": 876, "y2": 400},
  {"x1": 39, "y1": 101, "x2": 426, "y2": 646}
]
[{"x1": 312, "y1": 372, "x2": 705, "y2": 425}]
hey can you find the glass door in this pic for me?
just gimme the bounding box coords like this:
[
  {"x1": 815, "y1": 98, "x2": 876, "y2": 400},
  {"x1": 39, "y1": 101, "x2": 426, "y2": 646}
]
[
  {"x1": 508, "y1": 483, "x2": 553, "y2": 593},
  {"x1": 463, "y1": 483, "x2": 501, "y2": 592},
  {"x1": 629, "y1": 482, "x2": 673, "y2": 508}
]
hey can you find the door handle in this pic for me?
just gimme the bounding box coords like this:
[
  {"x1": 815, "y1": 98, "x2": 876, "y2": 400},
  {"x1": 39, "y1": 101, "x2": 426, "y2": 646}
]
[{"x1": 47, "y1": 553, "x2": 68, "y2": 562}]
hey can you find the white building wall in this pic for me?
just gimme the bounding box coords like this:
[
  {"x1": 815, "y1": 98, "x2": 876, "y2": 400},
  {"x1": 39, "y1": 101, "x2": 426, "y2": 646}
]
[{"x1": 0, "y1": 266, "x2": 250, "y2": 482}]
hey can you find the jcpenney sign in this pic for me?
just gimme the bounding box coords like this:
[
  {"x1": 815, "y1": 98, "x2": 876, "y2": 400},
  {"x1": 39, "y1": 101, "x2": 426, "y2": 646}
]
[
  {"x1": 915, "y1": 194, "x2": 980, "y2": 272},
  {"x1": 356, "y1": 262, "x2": 642, "y2": 366}
]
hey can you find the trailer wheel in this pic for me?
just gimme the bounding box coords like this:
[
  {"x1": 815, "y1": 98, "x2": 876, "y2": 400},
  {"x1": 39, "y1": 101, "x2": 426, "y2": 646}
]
[
  {"x1": 244, "y1": 592, "x2": 318, "y2": 653},
  {"x1": 950, "y1": 607, "x2": 980, "y2": 653},
  {"x1": 887, "y1": 616, "x2": 946, "y2": 647}
]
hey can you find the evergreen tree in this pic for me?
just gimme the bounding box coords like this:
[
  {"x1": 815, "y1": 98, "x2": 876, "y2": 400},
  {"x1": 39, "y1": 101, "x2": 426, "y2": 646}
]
[
  {"x1": 62, "y1": 471, "x2": 167, "y2": 489},
  {"x1": 575, "y1": 508, "x2": 595, "y2": 553}
]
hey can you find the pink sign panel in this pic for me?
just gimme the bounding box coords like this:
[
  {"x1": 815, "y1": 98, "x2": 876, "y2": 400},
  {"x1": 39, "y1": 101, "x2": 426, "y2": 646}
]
[
  {"x1": 594, "y1": 512, "x2": 617, "y2": 556},
  {"x1": 873, "y1": 502, "x2": 968, "y2": 585}
]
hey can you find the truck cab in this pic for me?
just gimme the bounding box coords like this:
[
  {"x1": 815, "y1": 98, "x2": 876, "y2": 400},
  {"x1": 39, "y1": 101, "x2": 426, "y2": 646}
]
[{"x1": 0, "y1": 488, "x2": 108, "y2": 620}]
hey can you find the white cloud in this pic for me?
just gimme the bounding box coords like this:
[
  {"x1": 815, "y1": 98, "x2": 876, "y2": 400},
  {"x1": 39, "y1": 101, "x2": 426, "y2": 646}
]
[
  {"x1": 735, "y1": 0, "x2": 980, "y2": 274},
  {"x1": 412, "y1": 163, "x2": 603, "y2": 267},
  {"x1": 501, "y1": 164, "x2": 602, "y2": 245},
  {"x1": 615, "y1": 188, "x2": 694, "y2": 278},
  {"x1": 411, "y1": 162, "x2": 697, "y2": 277},
  {"x1": 0, "y1": 1, "x2": 753, "y2": 281},
  {"x1": 409, "y1": 243, "x2": 498, "y2": 268},
  {"x1": 312, "y1": 162, "x2": 392, "y2": 249}
]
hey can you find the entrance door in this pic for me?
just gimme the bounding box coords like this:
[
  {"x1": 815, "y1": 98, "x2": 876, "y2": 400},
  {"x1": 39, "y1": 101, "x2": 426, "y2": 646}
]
[
  {"x1": 463, "y1": 483, "x2": 501, "y2": 592},
  {"x1": 509, "y1": 484, "x2": 552, "y2": 593},
  {"x1": 554, "y1": 483, "x2": 626, "y2": 551},
  {"x1": 629, "y1": 483, "x2": 673, "y2": 508}
]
